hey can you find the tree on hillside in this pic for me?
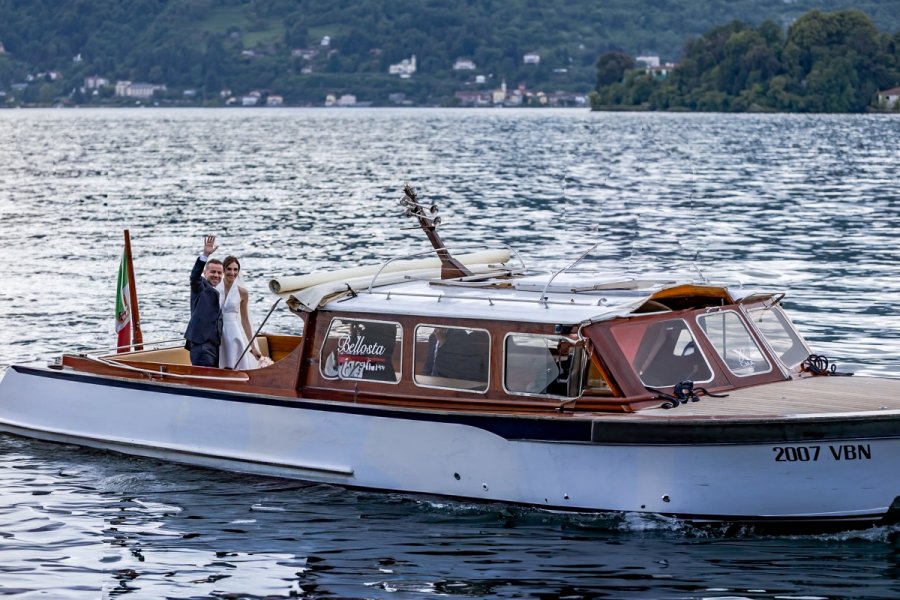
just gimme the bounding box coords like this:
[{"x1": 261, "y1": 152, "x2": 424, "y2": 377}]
[
  {"x1": 593, "y1": 9, "x2": 900, "y2": 113},
  {"x1": 781, "y1": 10, "x2": 887, "y2": 111},
  {"x1": 595, "y1": 52, "x2": 635, "y2": 88}
]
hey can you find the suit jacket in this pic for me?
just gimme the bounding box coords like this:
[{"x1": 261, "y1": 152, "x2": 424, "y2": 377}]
[
  {"x1": 423, "y1": 329, "x2": 488, "y2": 380},
  {"x1": 184, "y1": 257, "x2": 222, "y2": 346}
]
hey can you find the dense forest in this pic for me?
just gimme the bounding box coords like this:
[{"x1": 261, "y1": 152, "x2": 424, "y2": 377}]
[
  {"x1": 0, "y1": 0, "x2": 898, "y2": 107},
  {"x1": 590, "y1": 10, "x2": 900, "y2": 112}
]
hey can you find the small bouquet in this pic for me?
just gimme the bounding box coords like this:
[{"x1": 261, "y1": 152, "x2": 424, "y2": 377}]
[{"x1": 257, "y1": 356, "x2": 274, "y2": 368}]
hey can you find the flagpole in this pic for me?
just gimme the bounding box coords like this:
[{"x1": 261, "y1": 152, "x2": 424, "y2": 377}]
[{"x1": 123, "y1": 229, "x2": 144, "y2": 351}]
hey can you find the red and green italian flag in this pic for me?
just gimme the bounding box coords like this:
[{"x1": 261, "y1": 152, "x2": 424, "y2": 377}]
[{"x1": 115, "y1": 249, "x2": 131, "y2": 352}]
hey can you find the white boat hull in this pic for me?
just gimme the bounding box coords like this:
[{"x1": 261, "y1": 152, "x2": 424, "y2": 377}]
[{"x1": 1, "y1": 365, "x2": 898, "y2": 525}]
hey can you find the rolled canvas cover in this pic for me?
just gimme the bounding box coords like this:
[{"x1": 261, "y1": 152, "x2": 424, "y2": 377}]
[{"x1": 269, "y1": 249, "x2": 511, "y2": 294}]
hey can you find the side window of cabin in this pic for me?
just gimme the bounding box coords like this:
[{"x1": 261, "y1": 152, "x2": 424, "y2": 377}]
[
  {"x1": 748, "y1": 305, "x2": 809, "y2": 368},
  {"x1": 697, "y1": 310, "x2": 772, "y2": 377},
  {"x1": 413, "y1": 325, "x2": 490, "y2": 392},
  {"x1": 504, "y1": 334, "x2": 584, "y2": 397},
  {"x1": 320, "y1": 318, "x2": 402, "y2": 383},
  {"x1": 610, "y1": 318, "x2": 713, "y2": 387}
]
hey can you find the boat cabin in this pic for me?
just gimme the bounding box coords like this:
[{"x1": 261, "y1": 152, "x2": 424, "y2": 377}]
[{"x1": 271, "y1": 267, "x2": 809, "y2": 412}]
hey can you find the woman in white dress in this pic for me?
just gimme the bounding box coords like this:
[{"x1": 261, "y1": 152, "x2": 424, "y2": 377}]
[{"x1": 217, "y1": 256, "x2": 261, "y2": 370}]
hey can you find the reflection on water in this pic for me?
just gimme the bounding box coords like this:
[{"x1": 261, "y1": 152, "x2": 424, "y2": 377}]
[{"x1": 0, "y1": 108, "x2": 899, "y2": 598}]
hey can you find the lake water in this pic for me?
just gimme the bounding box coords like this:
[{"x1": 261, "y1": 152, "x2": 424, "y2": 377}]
[{"x1": 0, "y1": 108, "x2": 898, "y2": 598}]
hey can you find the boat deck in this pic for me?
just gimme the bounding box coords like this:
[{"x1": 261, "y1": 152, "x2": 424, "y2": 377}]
[{"x1": 630, "y1": 376, "x2": 900, "y2": 419}]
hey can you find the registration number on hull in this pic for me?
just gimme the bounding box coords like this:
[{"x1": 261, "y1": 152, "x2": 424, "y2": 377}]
[{"x1": 772, "y1": 444, "x2": 872, "y2": 462}]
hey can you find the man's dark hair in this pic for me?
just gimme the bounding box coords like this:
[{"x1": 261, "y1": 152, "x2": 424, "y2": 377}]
[{"x1": 205, "y1": 258, "x2": 223, "y2": 269}]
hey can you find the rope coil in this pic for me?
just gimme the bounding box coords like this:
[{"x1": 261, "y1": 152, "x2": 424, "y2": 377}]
[{"x1": 801, "y1": 354, "x2": 854, "y2": 377}]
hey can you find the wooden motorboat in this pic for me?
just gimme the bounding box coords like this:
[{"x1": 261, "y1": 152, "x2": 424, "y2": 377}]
[{"x1": 1, "y1": 186, "x2": 898, "y2": 530}]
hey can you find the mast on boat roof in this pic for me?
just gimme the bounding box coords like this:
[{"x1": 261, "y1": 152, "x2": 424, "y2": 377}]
[{"x1": 401, "y1": 184, "x2": 471, "y2": 279}]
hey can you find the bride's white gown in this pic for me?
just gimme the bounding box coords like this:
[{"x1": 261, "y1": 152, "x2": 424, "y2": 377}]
[{"x1": 217, "y1": 284, "x2": 258, "y2": 370}]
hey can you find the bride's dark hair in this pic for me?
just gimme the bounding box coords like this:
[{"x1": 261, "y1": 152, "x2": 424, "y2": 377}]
[{"x1": 223, "y1": 256, "x2": 241, "y2": 271}]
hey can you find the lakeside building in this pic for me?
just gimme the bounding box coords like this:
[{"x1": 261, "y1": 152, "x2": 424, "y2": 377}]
[
  {"x1": 492, "y1": 80, "x2": 508, "y2": 104},
  {"x1": 454, "y1": 90, "x2": 491, "y2": 106},
  {"x1": 291, "y1": 49, "x2": 318, "y2": 60},
  {"x1": 389, "y1": 55, "x2": 417, "y2": 78},
  {"x1": 325, "y1": 93, "x2": 359, "y2": 107},
  {"x1": 455, "y1": 80, "x2": 586, "y2": 108},
  {"x1": 84, "y1": 76, "x2": 109, "y2": 89},
  {"x1": 523, "y1": 53, "x2": 540, "y2": 65},
  {"x1": 241, "y1": 90, "x2": 262, "y2": 106},
  {"x1": 877, "y1": 87, "x2": 900, "y2": 109},
  {"x1": 115, "y1": 81, "x2": 167, "y2": 98},
  {"x1": 636, "y1": 55, "x2": 660, "y2": 68},
  {"x1": 453, "y1": 58, "x2": 476, "y2": 71}
]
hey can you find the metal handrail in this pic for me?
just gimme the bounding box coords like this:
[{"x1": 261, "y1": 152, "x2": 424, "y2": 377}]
[
  {"x1": 367, "y1": 249, "x2": 445, "y2": 294},
  {"x1": 368, "y1": 289, "x2": 603, "y2": 307},
  {"x1": 540, "y1": 241, "x2": 602, "y2": 308}
]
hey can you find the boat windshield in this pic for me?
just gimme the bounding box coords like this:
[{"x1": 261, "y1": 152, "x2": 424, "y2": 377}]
[
  {"x1": 746, "y1": 305, "x2": 810, "y2": 368},
  {"x1": 610, "y1": 318, "x2": 713, "y2": 387},
  {"x1": 696, "y1": 310, "x2": 772, "y2": 377}
]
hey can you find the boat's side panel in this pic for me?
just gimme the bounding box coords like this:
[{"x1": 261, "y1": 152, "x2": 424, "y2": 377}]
[{"x1": 0, "y1": 367, "x2": 896, "y2": 521}]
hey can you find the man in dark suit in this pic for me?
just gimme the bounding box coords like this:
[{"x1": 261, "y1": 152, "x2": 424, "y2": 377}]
[
  {"x1": 184, "y1": 235, "x2": 224, "y2": 367},
  {"x1": 423, "y1": 327, "x2": 489, "y2": 383}
]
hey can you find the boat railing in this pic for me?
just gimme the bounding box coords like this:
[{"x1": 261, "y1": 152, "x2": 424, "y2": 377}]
[
  {"x1": 367, "y1": 243, "x2": 528, "y2": 294},
  {"x1": 368, "y1": 289, "x2": 607, "y2": 308},
  {"x1": 540, "y1": 241, "x2": 603, "y2": 307},
  {"x1": 84, "y1": 353, "x2": 251, "y2": 382}
]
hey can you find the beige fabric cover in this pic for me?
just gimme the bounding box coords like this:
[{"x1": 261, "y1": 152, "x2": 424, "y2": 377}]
[{"x1": 269, "y1": 249, "x2": 511, "y2": 295}]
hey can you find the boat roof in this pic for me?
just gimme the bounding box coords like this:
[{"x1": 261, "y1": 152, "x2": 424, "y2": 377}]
[{"x1": 272, "y1": 254, "x2": 780, "y2": 326}]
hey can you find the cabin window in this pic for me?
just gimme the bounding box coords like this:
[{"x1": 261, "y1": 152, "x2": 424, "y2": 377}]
[
  {"x1": 503, "y1": 334, "x2": 584, "y2": 397},
  {"x1": 610, "y1": 318, "x2": 713, "y2": 387},
  {"x1": 413, "y1": 325, "x2": 490, "y2": 392},
  {"x1": 748, "y1": 305, "x2": 809, "y2": 368},
  {"x1": 320, "y1": 318, "x2": 402, "y2": 383},
  {"x1": 697, "y1": 310, "x2": 772, "y2": 377}
]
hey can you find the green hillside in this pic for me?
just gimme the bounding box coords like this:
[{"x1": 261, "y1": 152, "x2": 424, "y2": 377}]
[{"x1": 1, "y1": 0, "x2": 898, "y2": 106}]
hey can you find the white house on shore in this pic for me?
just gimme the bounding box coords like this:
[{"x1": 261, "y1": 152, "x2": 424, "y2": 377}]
[
  {"x1": 877, "y1": 87, "x2": 900, "y2": 109},
  {"x1": 115, "y1": 81, "x2": 167, "y2": 98},
  {"x1": 389, "y1": 55, "x2": 416, "y2": 78},
  {"x1": 84, "y1": 76, "x2": 109, "y2": 89}
]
